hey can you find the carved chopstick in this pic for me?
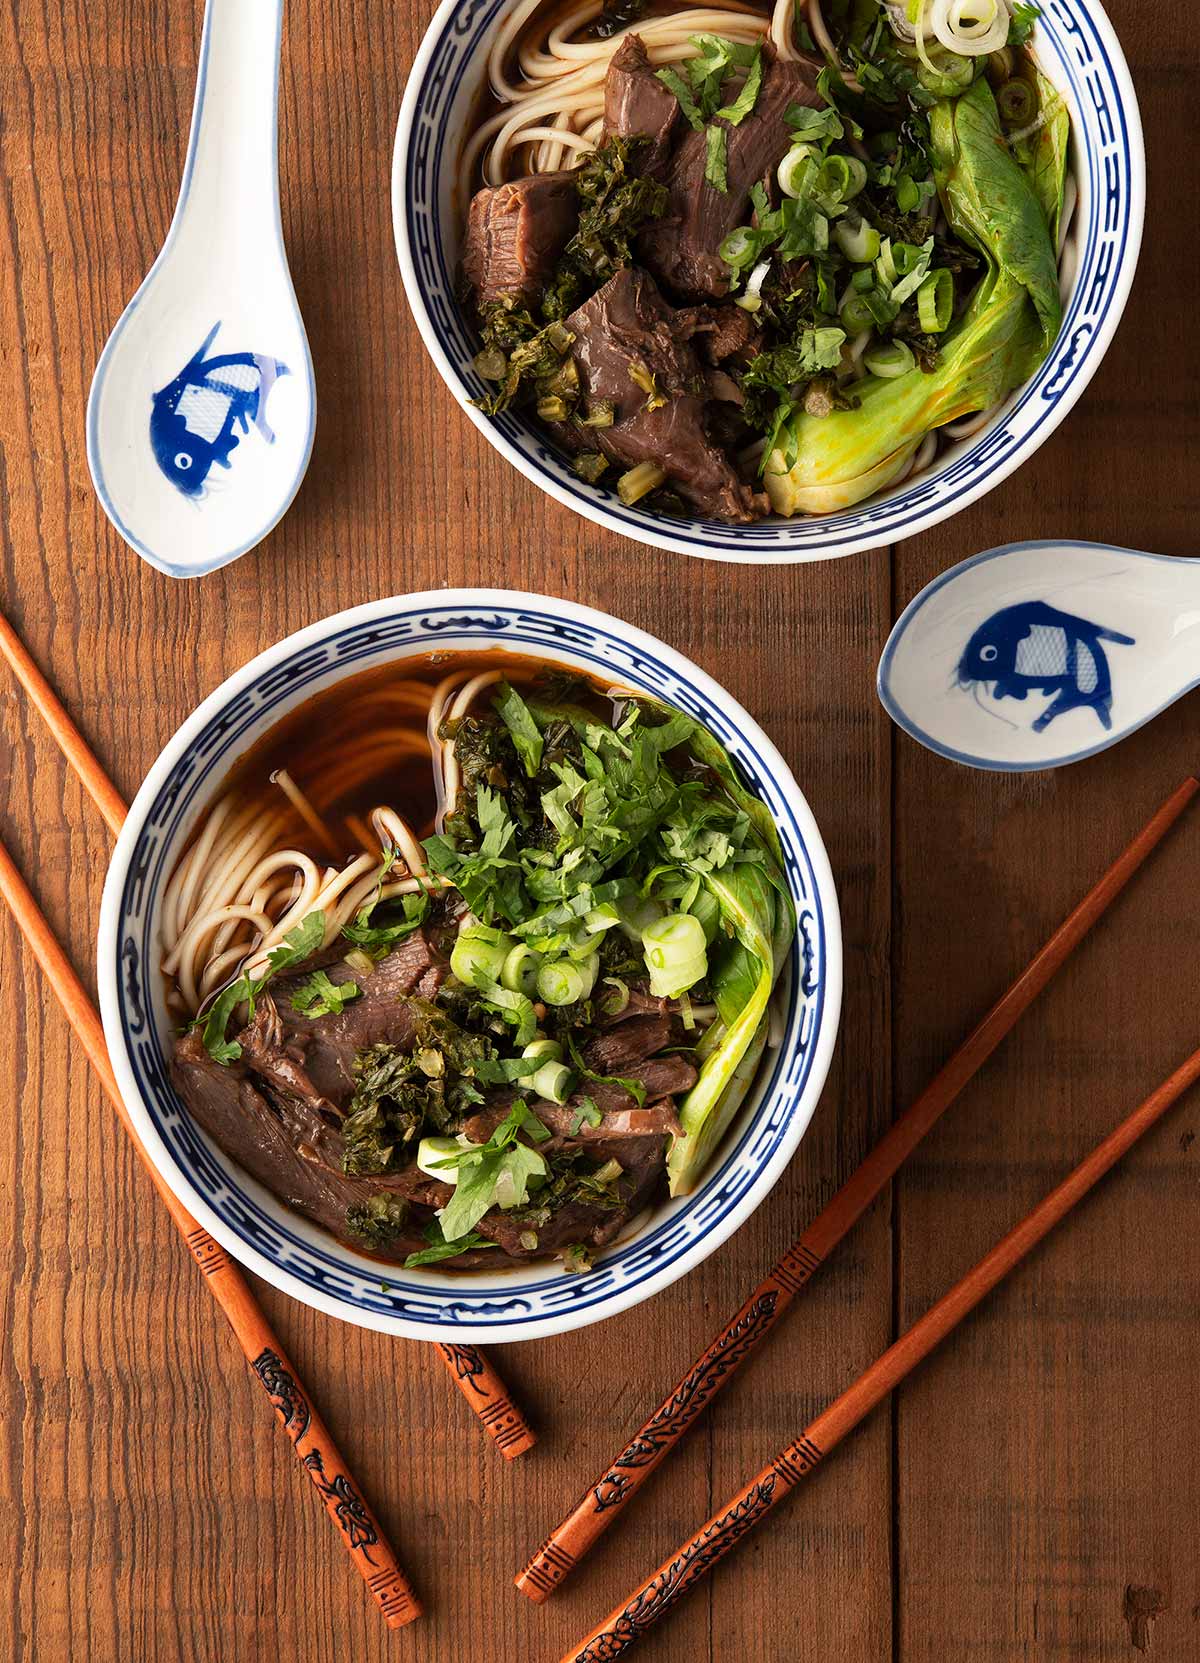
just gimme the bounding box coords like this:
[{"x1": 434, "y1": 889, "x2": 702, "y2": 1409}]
[
  {"x1": 518, "y1": 775, "x2": 1199, "y2": 1597},
  {"x1": 562, "y1": 1042, "x2": 1200, "y2": 1659},
  {"x1": 0, "y1": 835, "x2": 421, "y2": 1626},
  {"x1": 0, "y1": 609, "x2": 535, "y2": 1461}
]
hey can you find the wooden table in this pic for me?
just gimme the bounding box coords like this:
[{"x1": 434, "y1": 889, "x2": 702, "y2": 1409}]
[{"x1": 2, "y1": 2, "x2": 1197, "y2": 1658}]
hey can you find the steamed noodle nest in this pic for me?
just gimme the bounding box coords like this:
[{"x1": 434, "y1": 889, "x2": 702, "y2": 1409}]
[
  {"x1": 459, "y1": 0, "x2": 1078, "y2": 501},
  {"x1": 161, "y1": 671, "x2": 500, "y2": 1018}
]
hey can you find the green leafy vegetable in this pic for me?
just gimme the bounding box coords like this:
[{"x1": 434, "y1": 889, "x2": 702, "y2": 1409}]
[
  {"x1": 705, "y1": 125, "x2": 729, "y2": 192},
  {"x1": 765, "y1": 260, "x2": 1041, "y2": 513},
  {"x1": 655, "y1": 66, "x2": 705, "y2": 131},
  {"x1": 436, "y1": 1103, "x2": 551, "y2": 1242},
  {"x1": 716, "y1": 45, "x2": 763, "y2": 126},
  {"x1": 494, "y1": 681, "x2": 545, "y2": 777},
  {"x1": 541, "y1": 137, "x2": 670, "y2": 321},
  {"x1": 667, "y1": 864, "x2": 777, "y2": 1195},
  {"x1": 195, "y1": 911, "x2": 326, "y2": 1063},
  {"x1": 1022, "y1": 74, "x2": 1070, "y2": 247},
  {"x1": 290, "y1": 970, "x2": 361, "y2": 1018},
  {"x1": 1007, "y1": 2, "x2": 1039, "y2": 45},
  {"x1": 930, "y1": 77, "x2": 1062, "y2": 349},
  {"x1": 404, "y1": 1219, "x2": 498, "y2": 1268},
  {"x1": 345, "y1": 1194, "x2": 410, "y2": 1251}
]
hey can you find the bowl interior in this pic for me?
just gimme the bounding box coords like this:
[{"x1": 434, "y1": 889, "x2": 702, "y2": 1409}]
[
  {"x1": 395, "y1": 0, "x2": 1142, "y2": 562},
  {"x1": 101, "y1": 594, "x2": 840, "y2": 1341}
]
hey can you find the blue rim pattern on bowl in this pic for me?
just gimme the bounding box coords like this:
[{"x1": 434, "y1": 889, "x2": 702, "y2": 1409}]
[
  {"x1": 100, "y1": 595, "x2": 841, "y2": 1341},
  {"x1": 395, "y1": 0, "x2": 1143, "y2": 563}
]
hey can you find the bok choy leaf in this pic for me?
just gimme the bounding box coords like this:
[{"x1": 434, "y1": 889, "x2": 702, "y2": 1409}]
[{"x1": 667, "y1": 862, "x2": 777, "y2": 1195}]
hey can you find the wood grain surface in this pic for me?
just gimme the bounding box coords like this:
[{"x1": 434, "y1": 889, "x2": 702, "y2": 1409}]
[{"x1": 0, "y1": 2, "x2": 1197, "y2": 1660}]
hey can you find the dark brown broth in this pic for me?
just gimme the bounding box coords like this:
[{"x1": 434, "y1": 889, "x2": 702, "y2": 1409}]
[{"x1": 211, "y1": 650, "x2": 621, "y2": 866}]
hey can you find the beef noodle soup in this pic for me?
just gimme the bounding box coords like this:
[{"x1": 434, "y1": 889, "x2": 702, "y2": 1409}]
[
  {"x1": 165, "y1": 654, "x2": 794, "y2": 1272},
  {"x1": 460, "y1": 0, "x2": 1073, "y2": 523}
]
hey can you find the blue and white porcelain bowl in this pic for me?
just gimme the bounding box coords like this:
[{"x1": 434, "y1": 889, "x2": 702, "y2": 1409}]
[
  {"x1": 98, "y1": 592, "x2": 842, "y2": 1342},
  {"x1": 393, "y1": 1, "x2": 1143, "y2": 564}
]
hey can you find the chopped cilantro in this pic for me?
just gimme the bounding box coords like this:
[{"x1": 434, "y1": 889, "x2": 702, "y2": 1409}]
[{"x1": 290, "y1": 970, "x2": 361, "y2": 1018}]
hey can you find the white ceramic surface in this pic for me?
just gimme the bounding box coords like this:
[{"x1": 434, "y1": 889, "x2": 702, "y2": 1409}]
[
  {"x1": 393, "y1": 0, "x2": 1144, "y2": 563},
  {"x1": 98, "y1": 591, "x2": 843, "y2": 1342},
  {"x1": 878, "y1": 541, "x2": 1200, "y2": 771},
  {"x1": 87, "y1": 0, "x2": 315, "y2": 579}
]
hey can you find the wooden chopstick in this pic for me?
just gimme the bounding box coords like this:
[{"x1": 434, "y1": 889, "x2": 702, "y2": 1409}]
[
  {"x1": 517, "y1": 776, "x2": 1199, "y2": 1598},
  {"x1": 0, "y1": 610, "x2": 536, "y2": 1459},
  {"x1": 562, "y1": 1042, "x2": 1200, "y2": 1661},
  {"x1": 0, "y1": 835, "x2": 422, "y2": 1627}
]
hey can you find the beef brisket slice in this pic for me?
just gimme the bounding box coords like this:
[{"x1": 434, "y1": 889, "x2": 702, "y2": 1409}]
[
  {"x1": 464, "y1": 172, "x2": 579, "y2": 307},
  {"x1": 559, "y1": 267, "x2": 766, "y2": 522},
  {"x1": 604, "y1": 33, "x2": 679, "y2": 176},
  {"x1": 639, "y1": 45, "x2": 824, "y2": 299},
  {"x1": 265, "y1": 931, "x2": 445, "y2": 1105}
]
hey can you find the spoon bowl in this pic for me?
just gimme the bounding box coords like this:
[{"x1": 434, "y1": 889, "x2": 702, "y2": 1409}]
[
  {"x1": 878, "y1": 540, "x2": 1200, "y2": 771},
  {"x1": 87, "y1": 0, "x2": 315, "y2": 579}
]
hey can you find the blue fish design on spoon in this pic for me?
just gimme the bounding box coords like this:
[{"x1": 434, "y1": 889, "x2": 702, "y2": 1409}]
[
  {"x1": 957, "y1": 601, "x2": 1135, "y2": 731},
  {"x1": 150, "y1": 322, "x2": 289, "y2": 497}
]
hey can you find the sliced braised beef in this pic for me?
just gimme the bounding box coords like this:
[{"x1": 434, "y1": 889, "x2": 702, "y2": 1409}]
[
  {"x1": 585, "y1": 1013, "x2": 674, "y2": 1073},
  {"x1": 263, "y1": 931, "x2": 447, "y2": 1104},
  {"x1": 691, "y1": 303, "x2": 762, "y2": 366},
  {"x1": 603, "y1": 33, "x2": 679, "y2": 177},
  {"x1": 639, "y1": 45, "x2": 824, "y2": 299},
  {"x1": 557, "y1": 267, "x2": 767, "y2": 522},
  {"x1": 170, "y1": 1032, "x2": 435, "y2": 1253},
  {"x1": 463, "y1": 172, "x2": 580, "y2": 307}
]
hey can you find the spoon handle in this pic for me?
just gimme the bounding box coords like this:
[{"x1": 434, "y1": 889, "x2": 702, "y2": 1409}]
[{"x1": 171, "y1": 0, "x2": 286, "y2": 255}]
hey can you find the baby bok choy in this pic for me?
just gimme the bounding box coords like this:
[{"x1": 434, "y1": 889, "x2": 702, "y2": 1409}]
[
  {"x1": 667, "y1": 859, "x2": 786, "y2": 1195},
  {"x1": 765, "y1": 78, "x2": 1065, "y2": 516}
]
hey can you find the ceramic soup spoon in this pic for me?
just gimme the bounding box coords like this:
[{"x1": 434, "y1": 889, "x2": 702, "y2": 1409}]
[
  {"x1": 86, "y1": 0, "x2": 314, "y2": 579},
  {"x1": 878, "y1": 540, "x2": 1200, "y2": 771}
]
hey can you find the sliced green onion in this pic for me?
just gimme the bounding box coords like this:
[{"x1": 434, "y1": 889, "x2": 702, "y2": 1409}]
[
  {"x1": 815, "y1": 154, "x2": 852, "y2": 205},
  {"x1": 501, "y1": 942, "x2": 542, "y2": 996},
  {"x1": 537, "y1": 958, "x2": 589, "y2": 1006},
  {"x1": 777, "y1": 143, "x2": 818, "y2": 200},
  {"x1": 996, "y1": 78, "x2": 1036, "y2": 126},
  {"x1": 891, "y1": 241, "x2": 926, "y2": 276},
  {"x1": 343, "y1": 949, "x2": 375, "y2": 976},
  {"x1": 876, "y1": 237, "x2": 898, "y2": 286},
  {"x1": 523, "y1": 1038, "x2": 562, "y2": 1063},
  {"x1": 851, "y1": 267, "x2": 875, "y2": 293},
  {"x1": 601, "y1": 976, "x2": 630, "y2": 1016},
  {"x1": 642, "y1": 911, "x2": 708, "y2": 999},
  {"x1": 583, "y1": 903, "x2": 621, "y2": 934},
  {"x1": 617, "y1": 461, "x2": 666, "y2": 507},
  {"x1": 864, "y1": 340, "x2": 916, "y2": 380},
  {"x1": 536, "y1": 394, "x2": 569, "y2": 422},
  {"x1": 734, "y1": 258, "x2": 772, "y2": 314},
  {"x1": 451, "y1": 924, "x2": 514, "y2": 988},
  {"x1": 416, "y1": 1136, "x2": 463, "y2": 1181},
  {"x1": 839, "y1": 291, "x2": 876, "y2": 333},
  {"x1": 718, "y1": 227, "x2": 757, "y2": 267},
  {"x1": 834, "y1": 216, "x2": 881, "y2": 264},
  {"x1": 530, "y1": 1060, "x2": 575, "y2": 1104},
  {"x1": 591, "y1": 1159, "x2": 623, "y2": 1185},
  {"x1": 842, "y1": 155, "x2": 868, "y2": 198},
  {"x1": 518, "y1": 1230, "x2": 539, "y2": 1252},
  {"x1": 917, "y1": 268, "x2": 954, "y2": 333}
]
